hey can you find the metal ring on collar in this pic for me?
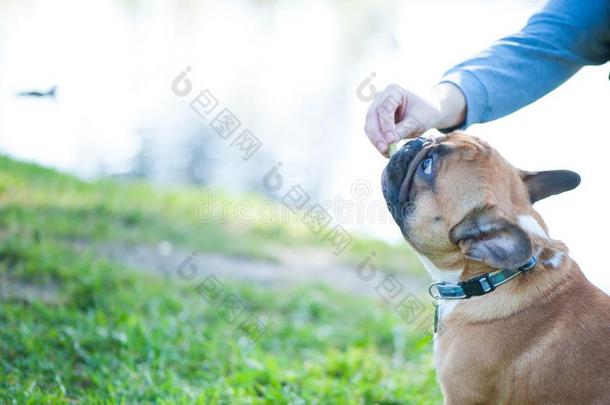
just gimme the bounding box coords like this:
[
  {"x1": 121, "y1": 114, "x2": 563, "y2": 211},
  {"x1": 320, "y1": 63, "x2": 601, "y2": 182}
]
[{"x1": 428, "y1": 282, "x2": 468, "y2": 300}]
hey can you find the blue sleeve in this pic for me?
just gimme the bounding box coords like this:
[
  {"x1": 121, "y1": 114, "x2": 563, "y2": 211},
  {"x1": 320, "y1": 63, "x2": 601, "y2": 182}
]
[{"x1": 440, "y1": 0, "x2": 610, "y2": 129}]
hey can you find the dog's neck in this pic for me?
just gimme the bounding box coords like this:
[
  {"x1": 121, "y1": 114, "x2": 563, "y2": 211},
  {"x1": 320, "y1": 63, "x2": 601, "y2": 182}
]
[{"x1": 422, "y1": 214, "x2": 577, "y2": 325}]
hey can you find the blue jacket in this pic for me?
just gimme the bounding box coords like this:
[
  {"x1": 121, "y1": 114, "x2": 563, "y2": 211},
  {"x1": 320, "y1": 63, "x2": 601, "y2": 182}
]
[{"x1": 441, "y1": 0, "x2": 610, "y2": 129}]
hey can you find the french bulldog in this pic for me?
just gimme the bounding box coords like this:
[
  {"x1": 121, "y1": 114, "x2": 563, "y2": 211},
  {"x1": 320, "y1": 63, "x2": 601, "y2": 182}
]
[{"x1": 381, "y1": 133, "x2": 610, "y2": 405}]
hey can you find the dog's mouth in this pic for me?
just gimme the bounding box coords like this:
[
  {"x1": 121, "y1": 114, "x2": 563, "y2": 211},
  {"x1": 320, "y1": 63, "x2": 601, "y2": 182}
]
[{"x1": 382, "y1": 137, "x2": 434, "y2": 224}]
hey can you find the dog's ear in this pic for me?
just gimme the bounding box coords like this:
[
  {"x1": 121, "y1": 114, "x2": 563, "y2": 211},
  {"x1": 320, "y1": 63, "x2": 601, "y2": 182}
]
[
  {"x1": 449, "y1": 206, "x2": 532, "y2": 269},
  {"x1": 520, "y1": 170, "x2": 581, "y2": 204}
]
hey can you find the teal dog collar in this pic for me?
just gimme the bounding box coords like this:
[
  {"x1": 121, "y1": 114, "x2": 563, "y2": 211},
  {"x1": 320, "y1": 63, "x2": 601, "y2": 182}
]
[{"x1": 428, "y1": 256, "x2": 538, "y2": 300}]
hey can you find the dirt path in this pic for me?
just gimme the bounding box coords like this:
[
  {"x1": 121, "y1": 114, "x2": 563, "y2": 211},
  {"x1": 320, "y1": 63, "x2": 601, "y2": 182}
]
[
  {"x1": 94, "y1": 243, "x2": 427, "y2": 298},
  {"x1": 0, "y1": 275, "x2": 60, "y2": 304}
]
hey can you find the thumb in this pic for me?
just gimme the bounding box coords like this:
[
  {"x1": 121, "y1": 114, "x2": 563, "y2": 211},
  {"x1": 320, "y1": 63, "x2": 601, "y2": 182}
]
[{"x1": 395, "y1": 116, "x2": 426, "y2": 140}]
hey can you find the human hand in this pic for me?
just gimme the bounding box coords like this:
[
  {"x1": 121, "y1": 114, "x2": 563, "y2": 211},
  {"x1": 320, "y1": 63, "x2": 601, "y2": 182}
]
[{"x1": 364, "y1": 82, "x2": 466, "y2": 157}]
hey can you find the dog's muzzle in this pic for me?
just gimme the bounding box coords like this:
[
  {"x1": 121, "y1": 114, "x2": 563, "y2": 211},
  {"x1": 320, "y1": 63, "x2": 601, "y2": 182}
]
[{"x1": 381, "y1": 137, "x2": 435, "y2": 225}]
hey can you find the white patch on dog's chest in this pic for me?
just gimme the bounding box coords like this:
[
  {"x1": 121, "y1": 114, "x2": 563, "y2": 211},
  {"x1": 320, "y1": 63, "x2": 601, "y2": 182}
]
[
  {"x1": 437, "y1": 300, "x2": 459, "y2": 323},
  {"x1": 418, "y1": 255, "x2": 462, "y2": 283}
]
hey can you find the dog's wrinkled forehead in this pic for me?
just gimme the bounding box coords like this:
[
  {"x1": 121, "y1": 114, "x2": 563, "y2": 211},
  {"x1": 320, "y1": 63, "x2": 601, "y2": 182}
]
[
  {"x1": 437, "y1": 133, "x2": 492, "y2": 157},
  {"x1": 392, "y1": 134, "x2": 493, "y2": 176},
  {"x1": 415, "y1": 133, "x2": 490, "y2": 156}
]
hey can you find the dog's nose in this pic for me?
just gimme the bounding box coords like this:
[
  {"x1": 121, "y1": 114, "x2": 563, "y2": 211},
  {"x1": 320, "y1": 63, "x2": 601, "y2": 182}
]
[
  {"x1": 385, "y1": 137, "x2": 428, "y2": 185},
  {"x1": 391, "y1": 137, "x2": 429, "y2": 163},
  {"x1": 402, "y1": 137, "x2": 426, "y2": 153}
]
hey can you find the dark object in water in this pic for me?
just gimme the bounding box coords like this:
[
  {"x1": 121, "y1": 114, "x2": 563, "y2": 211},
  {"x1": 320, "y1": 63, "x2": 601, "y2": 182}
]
[{"x1": 16, "y1": 85, "x2": 57, "y2": 98}]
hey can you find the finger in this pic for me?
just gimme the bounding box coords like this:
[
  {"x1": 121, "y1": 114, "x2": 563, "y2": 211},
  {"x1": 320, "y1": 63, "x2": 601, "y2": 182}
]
[
  {"x1": 395, "y1": 116, "x2": 425, "y2": 140},
  {"x1": 364, "y1": 108, "x2": 389, "y2": 156},
  {"x1": 377, "y1": 92, "x2": 402, "y2": 143}
]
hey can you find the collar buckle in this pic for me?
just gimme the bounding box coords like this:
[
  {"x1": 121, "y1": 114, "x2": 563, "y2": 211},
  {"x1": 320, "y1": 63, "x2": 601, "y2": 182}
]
[{"x1": 460, "y1": 273, "x2": 495, "y2": 298}]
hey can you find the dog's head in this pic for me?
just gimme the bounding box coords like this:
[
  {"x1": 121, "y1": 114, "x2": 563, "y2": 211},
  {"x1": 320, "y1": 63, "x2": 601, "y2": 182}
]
[{"x1": 381, "y1": 133, "x2": 580, "y2": 272}]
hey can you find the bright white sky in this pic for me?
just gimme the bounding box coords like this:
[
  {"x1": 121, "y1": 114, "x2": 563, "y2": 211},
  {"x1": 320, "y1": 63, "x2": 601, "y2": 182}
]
[{"x1": 0, "y1": 0, "x2": 608, "y2": 291}]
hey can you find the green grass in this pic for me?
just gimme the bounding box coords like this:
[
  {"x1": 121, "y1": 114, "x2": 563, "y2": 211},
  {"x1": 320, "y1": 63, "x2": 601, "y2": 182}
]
[{"x1": 0, "y1": 156, "x2": 440, "y2": 403}]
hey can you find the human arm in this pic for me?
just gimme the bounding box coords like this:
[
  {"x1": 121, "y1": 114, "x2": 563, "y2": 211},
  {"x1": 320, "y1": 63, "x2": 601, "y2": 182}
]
[{"x1": 364, "y1": 0, "x2": 610, "y2": 156}]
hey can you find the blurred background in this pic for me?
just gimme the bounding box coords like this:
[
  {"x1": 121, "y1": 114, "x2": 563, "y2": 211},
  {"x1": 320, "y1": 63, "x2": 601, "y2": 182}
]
[{"x1": 0, "y1": 0, "x2": 608, "y2": 402}]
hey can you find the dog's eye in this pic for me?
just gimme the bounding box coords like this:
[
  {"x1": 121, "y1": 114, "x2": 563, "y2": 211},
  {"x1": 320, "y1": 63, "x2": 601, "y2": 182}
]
[{"x1": 421, "y1": 157, "x2": 433, "y2": 175}]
